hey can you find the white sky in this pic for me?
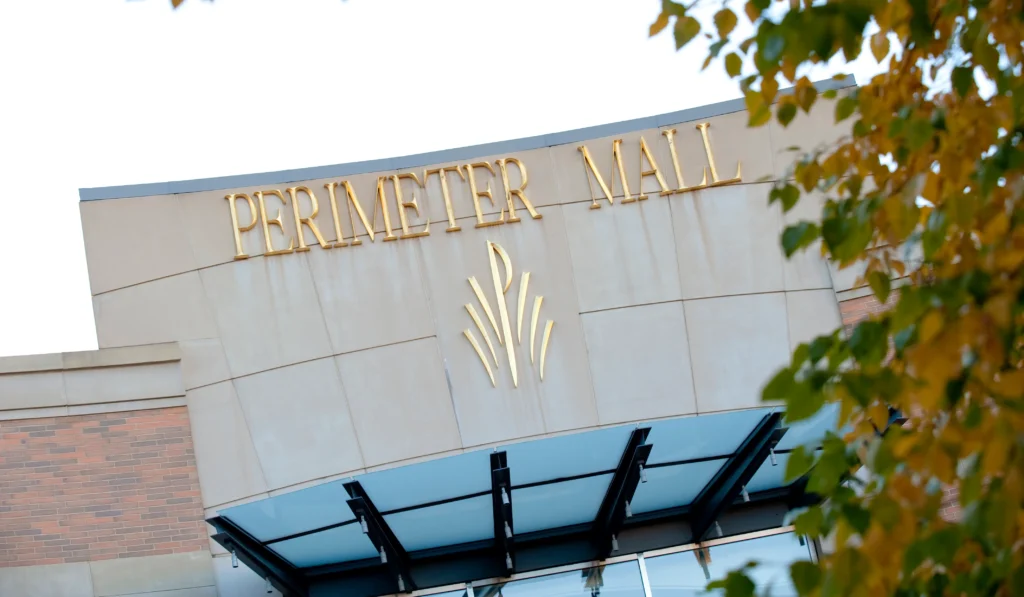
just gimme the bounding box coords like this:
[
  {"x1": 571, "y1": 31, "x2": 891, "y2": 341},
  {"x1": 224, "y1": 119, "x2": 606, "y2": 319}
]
[{"x1": 0, "y1": 0, "x2": 884, "y2": 358}]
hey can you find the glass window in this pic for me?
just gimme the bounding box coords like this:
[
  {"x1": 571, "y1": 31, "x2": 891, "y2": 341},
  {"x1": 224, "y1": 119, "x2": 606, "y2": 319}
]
[
  {"x1": 512, "y1": 473, "x2": 612, "y2": 534},
  {"x1": 269, "y1": 522, "x2": 378, "y2": 568},
  {"x1": 385, "y1": 495, "x2": 493, "y2": 552},
  {"x1": 505, "y1": 427, "x2": 634, "y2": 486},
  {"x1": 359, "y1": 450, "x2": 493, "y2": 512},
  {"x1": 744, "y1": 455, "x2": 789, "y2": 494},
  {"x1": 629, "y1": 461, "x2": 724, "y2": 515},
  {"x1": 645, "y1": 410, "x2": 770, "y2": 465},
  {"x1": 776, "y1": 403, "x2": 840, "y2": 451},
  {"x1": 220, "y1": 479, "x2": 353, "y2": 542},
  {"x1": 645, "y1": 533, "x2": 811, "y2": 597},
  {"x1": 476, "y1": 560, "x2": 645, "y2": 597}
]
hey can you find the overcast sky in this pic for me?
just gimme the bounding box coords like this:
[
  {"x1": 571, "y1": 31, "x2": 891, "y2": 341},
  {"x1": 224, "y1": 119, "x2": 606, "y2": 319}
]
[{"x1": 0, "y1": 0, "x2": 884, "y2": 358}]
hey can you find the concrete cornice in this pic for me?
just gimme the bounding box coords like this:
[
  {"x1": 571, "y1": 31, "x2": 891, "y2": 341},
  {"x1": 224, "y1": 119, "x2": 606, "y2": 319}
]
[{"x1": 78, "y1": 76, "x2": 857, "y2": 202}]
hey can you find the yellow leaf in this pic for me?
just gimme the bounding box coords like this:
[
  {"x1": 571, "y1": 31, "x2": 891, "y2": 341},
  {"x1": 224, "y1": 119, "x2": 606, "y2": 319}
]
[
  {"x1": 714, "y1": 9, "x2": 738, "y2": 37},
  {"x1": 919, "y1": 310, "x2": 944, "y2": 343},
  {"x1": 745, "y1": 0, "x2": 762, "y2": 21},
  {"x1": 982, "y1": 430, "x2": 1011, "y2": 476},
  {"x1": 762, "y1": 75, "x2": 779, "y2": 103},
  {"x1": 650, "y1": 12, "x2": 670, "y2": 36},
  {"x1": 870, "y1": 33, "x2": 890, "y2": 62}
]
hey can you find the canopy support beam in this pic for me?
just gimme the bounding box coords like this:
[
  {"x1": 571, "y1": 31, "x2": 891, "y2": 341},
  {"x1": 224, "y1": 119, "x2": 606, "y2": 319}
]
[
  {"x1": 344, "y1": 481, "x2": 417, "y2": 593},
  {"x1": 491, "y1": 451, "x2": 515, "y2": 574},
  {"x1": 687, "y1": 412, "x2": 786, "y2": 542},
  {"x1": 209, "y1": 515, "x2": 307, "y2": 597},
  {"x1": 593, "y1": 427, "x2": 653, "y2": 559}
]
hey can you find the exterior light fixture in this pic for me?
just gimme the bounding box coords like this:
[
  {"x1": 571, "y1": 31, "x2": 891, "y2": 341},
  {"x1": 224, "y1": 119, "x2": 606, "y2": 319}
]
[
  {"x1": 398, "y1": 575, "x2": 406, "y2": 592},
  {"x1": 638, "y1": 464, "x2": 647, "y2": 483},
  {"x1": 504, "y1": 522, "x2": 513, "y2": 539},
  {"x1": 624, "y1": 501, "x2": 632, "y2": 518},
  {"x1": 380, "y1": 547, "x2": 388, "y2": 564},
  {"x1": 501, "y1": 487, "x2": 510, "y2": 506},
  {"x1": 611, "y1": 534, "x2": 619, "y2": 552},
  {"x1": 741, "y1": 485, "x2": 750, "y2": 502},
  {"x1": 505, "y1": 553, "x2": 513, "y2": 570},
  {"x1": 360, "y1": 516, "x2": 369, "y2": 534},
  {"x1": 714, "y1": 521, "x2": 723, "y2": 537},
  {"x1": 231, "y1": 549, "x2": 238, "y2": 569},
  {"x1": 265, "y1": 577, "x2": 272, "y2": 594},
  {"x1": 769, "y1": 448, "x2": 777, "y2": 466}
]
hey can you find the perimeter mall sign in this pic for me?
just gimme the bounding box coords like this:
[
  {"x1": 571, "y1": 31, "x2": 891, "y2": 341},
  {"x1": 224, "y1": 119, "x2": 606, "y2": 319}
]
[{"x1": 223, "y1": 123, "x2": 743, "y2": 259}]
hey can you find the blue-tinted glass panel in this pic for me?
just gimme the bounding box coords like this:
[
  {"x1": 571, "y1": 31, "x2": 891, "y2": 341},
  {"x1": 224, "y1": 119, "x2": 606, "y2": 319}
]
[
  {"x1": 476, "y1": 560, "x2": 643, "y2": 597},
  {"x1": 629, "y1": 460, "x2": 724, "y2": 514},
  {"x1": 269, "y1": 522, "x2": 378, "y2": 568},
  {"x1": 645, "y1": 410, "x2": 770, "y2": 465},
  {"x1": 777, "y1": 403, "x2": 839, "y2": 451},
  {"x1": 745, "y1": 454, "x2": 790, "y2": 494},
  {"x1": 646, "y1": 533, "x2": 810, "y2": 597},
  {"x1": 385, "y1": 495, "x2": 493, "y2": 552},
  {"x1": 512, "y1": 473, "x2": 612, "y2": 534},
  {"x1": 358, "y1": 450, "x2": 492, "y2": 511},
  {"x1": 505, "y1": 427, "x2": 633, "y2": 486},
  {"x1": 221, "y1": 480, "x2": 353, "y2": 542}
]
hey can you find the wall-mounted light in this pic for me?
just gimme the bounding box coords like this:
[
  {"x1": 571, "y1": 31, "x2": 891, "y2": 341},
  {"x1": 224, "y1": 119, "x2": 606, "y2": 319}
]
[
  {"x1": 638, "y1": 464, "x2": 647, "y2": 483},
  {"x1": 504, "y1": 522, "x2": 513, "y2": 539},
  {"x1": 231, "y1": 549, "x2": 238, "y2": 569}
]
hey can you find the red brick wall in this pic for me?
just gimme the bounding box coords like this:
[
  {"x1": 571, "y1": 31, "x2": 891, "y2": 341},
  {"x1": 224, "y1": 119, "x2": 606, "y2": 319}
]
[
  {"x1": 0, "y1": 407, "x2": 207, "y2": 567},
  {"x1": 838, "y1": 289, "x2": 961, "y2": 522}
]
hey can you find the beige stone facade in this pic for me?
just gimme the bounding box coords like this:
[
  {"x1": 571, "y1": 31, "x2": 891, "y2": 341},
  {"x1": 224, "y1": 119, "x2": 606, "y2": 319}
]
[{"x1": 2, "y1": 78, "x2": 862, "y2": 596}]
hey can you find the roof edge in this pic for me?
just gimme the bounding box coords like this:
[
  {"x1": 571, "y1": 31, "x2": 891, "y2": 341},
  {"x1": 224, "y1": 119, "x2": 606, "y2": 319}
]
[{"x1": 79, "y1": 75, "x2": 856, "y2": 202}]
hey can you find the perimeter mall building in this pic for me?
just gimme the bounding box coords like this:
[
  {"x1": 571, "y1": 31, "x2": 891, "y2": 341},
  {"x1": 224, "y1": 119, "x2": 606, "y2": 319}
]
[{"x1": 1, "y1": 77, "x2": 881, "y2": 597}]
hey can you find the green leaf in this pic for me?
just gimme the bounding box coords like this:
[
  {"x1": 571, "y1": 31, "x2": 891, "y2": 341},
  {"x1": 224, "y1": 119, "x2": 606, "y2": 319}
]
[
  {"x1": 791, "y1": 505, "x2": 824, "y2": 537},
  {"x1": 786, "y1": 383, "x2": 825, "y2": 423},
  {"x1": 778, "y1": 102, "x2": 798, "y2": 126},
  {"x1": 714, "y1": 9, "x2": 738, "y2": 37},
  {"x1": 707, "y1": 570, "x2": 756, "y2": 597},
  {"x1": 725, "y1": 52, "x2": 742, "y2": 77},
  {"x1": 790, "y1": 561, "x2": 822, "y2": 595},
  {"x1": 840, "y1": 503, "x2": 870, "y2": 534},
  {"x1": 951, "y1": 66, "x2": 973, "y2": 97},
  {"x1": 922, "y1": 210, "x2": 947, "y2": 258},
  {"x1": 822, "y1": 89, "x2": 837, "y2": 99},
  {"x1": 781, "y1": 221, "x2": 821, "y2": 256},
  {"x1": 786, "y1": 445, "x2": 815, "y2": 481},
  {"x1": 762, "y1": 30, "x2": 785, "y2": 62},
  {"x1": 905, "y1": 118, "x2": 933, "y2": 150},
  {"x1": 867, "y1": 270, "x2": 890, "y2": 302},
  {"x1": 673, "y1": 16, "x2": 701, "y2": 49},
  {"x1": 835, "y1": 95, "x2": 857, "y2": 121},
  {"x1": 763, "y1": 367, "x2": 796, "y2": 402},
  {"x1": 848, "y1": 320, "x2": 888, "y2": 366}
]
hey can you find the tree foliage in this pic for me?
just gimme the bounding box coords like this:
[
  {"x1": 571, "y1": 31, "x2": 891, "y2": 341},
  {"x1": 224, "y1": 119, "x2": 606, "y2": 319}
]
[{"x1": 653, "y1": 0, "x2": 1023, "y2": 595}]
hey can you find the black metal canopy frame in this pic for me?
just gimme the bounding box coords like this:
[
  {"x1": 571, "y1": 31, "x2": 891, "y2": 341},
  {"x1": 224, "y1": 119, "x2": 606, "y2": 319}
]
[{"x1": 209, "y1": 412, "x2": 817, "y2": 597}]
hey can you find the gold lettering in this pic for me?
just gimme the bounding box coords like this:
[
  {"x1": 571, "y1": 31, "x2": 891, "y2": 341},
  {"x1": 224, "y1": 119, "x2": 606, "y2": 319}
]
[
  {"x1": 332, "y1": 178, "x2": 398, "y2": 245},
  {"x1": 392, "y1": 173, "x2": 430, "y2": 240},
  {"x1": 224, "y1": 193, "x2": 258, "y2": 260},
  {"x1": 424, "y1": 166, "x2": 465, "y2": 233},
  {"x1": 286, "y1": 186, "x2": 329, "y2": 251},
  {"x1": 464, "y1": 162, "x2": 505, "y2": 228},
  {"x1": 696, "y1": 122, "x2": 742, "y2": 186},
  {"x1": 495, "y1": 158, "x2": 541, "y2": 223},
  {"x1": 637, "y1": 137, "x2": 670, "y2": 199},
  {"x1": 323, "y1": 182, "x2": 350, "y2": 248},
  {"x1": 254, "y1": 190, "x2": 294, "y2": 255},
  {"x1": 662, "y1": 128, "x2": 707, "y2": 193},
  {"x1": 578, "y1": 140, "x2": 632, "y2": 209}
]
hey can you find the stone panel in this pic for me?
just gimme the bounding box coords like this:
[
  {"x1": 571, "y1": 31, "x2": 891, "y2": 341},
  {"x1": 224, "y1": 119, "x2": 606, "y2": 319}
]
[
  {"x1": 335, "y1": 338, "x2": 461, "y2": 466},
  {"x1": 0, "y1": 370, "x2": 66, "y2": 410},
  {"x1": 581, "y1": 302, "x2": 697, "y2": 425},
  {"x1": 179, "y1": 338, "x2": 232, "y2": 390},
  {"x1": 306, "y1": 236, "x2": 435, "y2": 356},
  {"x1": 233, "y1": 358, "x2": 364, "y2": 489},
  {"x1": 671, "y1": 183, "x2": 786, "y2": 300},
  {"x1": 81, "y1": 195, "x2": 197, "y2": 295},
  {"x1": 200, "y1": 254, "x2": 333, "y2": 379},
  {"x1": 786, "y1": 289, "x2": 842, "y2": 350},
  {"x1": 0, "y1": 562, "x2": 94, "y2": 597},
  {"x1": 684, "y1": 293, "x2": 790, "y2": 412},
  {"x1": 563, "y1": 197, "x2": 682, "y2": 313},
  {"x1": 89, "y1": 552, "x2": 214, "y2": 597},
  {"x1": 93, "y1": 271, "x2": 219, "y2": 349},
  {"x1": 186, "y1": 382, "x2": 268, "y2": 508},
  {"x1": 64, "y1": 361, "x2": 184, "y2": 405},
  {"x1": 418, "y1": 206, "x2": 598, "y2": 447}
]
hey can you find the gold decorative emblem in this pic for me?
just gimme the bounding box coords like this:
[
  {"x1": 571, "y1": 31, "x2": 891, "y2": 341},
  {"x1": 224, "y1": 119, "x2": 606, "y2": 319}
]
[{"x1": 462, "y1": 241, "x2": 553, "y2": 388}]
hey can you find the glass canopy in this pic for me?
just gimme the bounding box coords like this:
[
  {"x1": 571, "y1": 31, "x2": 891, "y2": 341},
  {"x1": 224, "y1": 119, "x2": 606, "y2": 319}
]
[{"x1": 210, "y1": 407, "x2": 837, "y2": 596}]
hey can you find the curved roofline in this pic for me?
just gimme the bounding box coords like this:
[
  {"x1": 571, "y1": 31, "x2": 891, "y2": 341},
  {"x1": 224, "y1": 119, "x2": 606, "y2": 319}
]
[{"x1": 79, "y1": 75, "x2": 856, "y2": 202}]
